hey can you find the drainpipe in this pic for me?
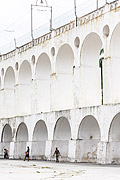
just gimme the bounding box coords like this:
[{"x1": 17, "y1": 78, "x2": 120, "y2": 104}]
[{"x1": 99, "y1": 49, "x2": 104, "y2": 105}]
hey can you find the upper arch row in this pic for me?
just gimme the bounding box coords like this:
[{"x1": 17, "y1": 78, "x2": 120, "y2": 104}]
[{"x1": 0, "y1": 19, "x2": 120, "y2": 87}]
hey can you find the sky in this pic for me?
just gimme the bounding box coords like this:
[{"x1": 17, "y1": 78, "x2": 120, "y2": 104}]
[{"x1": 0, "y1": 0, "x2": 113, "y2": 52}]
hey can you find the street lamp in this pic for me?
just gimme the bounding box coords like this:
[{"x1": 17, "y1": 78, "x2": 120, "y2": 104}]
[
  {"x1": 96, "y1": 0, "x2": 98, "y2": 9},
  {"x1": 74, "y1": 0, "x2": 77, "y2": 26},
  {"x1": 36, "y1": 0, "x2": 47, "y2": 6},
  {"x1": 31, "y1": 0, "x2": 53, "y2": 41}
]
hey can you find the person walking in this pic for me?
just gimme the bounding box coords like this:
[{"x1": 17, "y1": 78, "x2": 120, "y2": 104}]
[
  {"x1": 53, "y1": 147, "x2": 61, "y2": 163},
  {"x1": 24, "y1": 146, "x2": 30, "y2": 161},
  {"x1": 4, "y1": 149, "x2": 9, "y2": 159}
]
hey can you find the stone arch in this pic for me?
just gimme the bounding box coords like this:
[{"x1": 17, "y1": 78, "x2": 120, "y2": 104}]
[
  {"x1": 55, "y1": 44, "x2": 74, "y2": 110},
  {"x1": 35, "y1": 53, "x2": 51, "y2": 112},
  {"x1": 19, "y1": 60, "x2": 32, "y2": 84},
  {"x1": 18, "y1": 60, "x2": 32, "y2": 115},
  {"x1": 56, "y1": 44, "x2": 74, "y2": 74},
  {"x1": 109, "y1": 112, "x2": 120, "y2": 142},
  {"x1": 1, "y1": 124, "x2": 12, "y2": 142},
  {"x1": 32, "y1": 120, "x2": 48, "y2": 159},
  {"x1": 52, "y1": 117, "x2": 71, "y2": 161},
  {"x1": 0, "y1": 77, "x2": 2, "y2": 118},
  {"x1": 0, "y1": 124, "x2": 12, "y2": 157},
  {"x1": 4, "y1": 67, "x2": 15, "y2": 117},
  {"x1": 76, "y1": 115, "x2": 100, "y2": 163},
  {"x1": 107, "y1": 113, "x2": 120, "y2": 164},
  {"x1": 4, "y1": 67, "x2": 15, "y2": 89},
  {"x1": 54, "y1": 117, "x2": 71, "y2": 140},
  {"x1": 16, "y1": 123, "x2": 28, "y2": 142},
  {"x1": 36, "y1": 53, "x2": 51, "y2": 80},
  {"x1": 78, "y1": 115, "x2": 101, "y2": 140},
  {"x1": 81, "y1": 32, "x2": 102, "y2": 67},
  {"x1": 80, "y1": 33, "x2": 102, "y2": 107},
  {"x1": 110, "y1": 22, "x2": 120, "y2": 60},
  {"x1": 0, "y1": 77, "x2": 1, "y2": 89},
  {"x1": 33, "y1": 120, "x2": 48, "y2": 141},
  {"x1": 110, "y1": 23, "x2": 120, "y2": 103},
  {"x1": 14, "y1": 122, "x2": 28, "y2": 159}
]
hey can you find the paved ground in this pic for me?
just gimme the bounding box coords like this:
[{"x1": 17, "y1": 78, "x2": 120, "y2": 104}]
[{"x1": 0, "y1": 159, "x2": 120, "y2": 180}]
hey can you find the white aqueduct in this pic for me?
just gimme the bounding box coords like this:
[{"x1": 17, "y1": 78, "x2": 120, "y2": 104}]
[{"x1": 0, "y1": 1, "x2": 120, "y2": 164}]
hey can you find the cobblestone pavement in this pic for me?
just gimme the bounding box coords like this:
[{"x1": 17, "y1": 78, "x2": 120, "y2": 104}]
[{"x1": 0, "y1": 159, "x2": 120, "y2": 180}]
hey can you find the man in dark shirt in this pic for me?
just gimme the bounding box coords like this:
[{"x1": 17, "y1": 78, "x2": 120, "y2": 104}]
[{"x1": 53, "y1": 147, "x2": 61, "y2": 162}]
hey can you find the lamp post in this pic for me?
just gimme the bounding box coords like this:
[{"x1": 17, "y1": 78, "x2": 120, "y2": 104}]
[
  {"x1": 36, "y1": 0, "x2": 48, "y2": 6},
  {"x1": 31, "y1": 0, "x2": 52, "y2": 41},
  {"x1": 74, "y1": 0, "x2": 77, "y2": 26},
  {"x1": 96, "y1": 0, "x2": 98, "y2": 9}
]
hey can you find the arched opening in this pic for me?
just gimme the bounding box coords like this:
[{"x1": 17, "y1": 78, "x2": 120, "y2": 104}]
[
  {"x1": 14, "y1": 123, "x2": 28, "y2": 159},
  {"x1": 55, "y1": 44, "x2": 74, "y2": 110},
  {"x1": 31, "y1": 55, "x2": 35, "y2": 65},
  {"x1": 32, "y1": 120, "x2": 48, "y2": 160},
  {"x1": 4, "y1": 67, "x2": 15, "y2": 117},
  {"x1": 1, "y1": 68, "x2": 4, "y2": 76},
  {"x1": 81, "y1": 33, "x2": 102, "y2": 67},
  {"x1": 110, "y1": 23, "x2": 120, "y2": 103},
  {"x1": 52, "y1": 117, "x2": 71, "y2": 161},
  {"x1": 107, "y1": 113, "x2": 120, "y2": 164},
  {"x1": 0, "y1": 77, "x2": 1, "y2": 89},
  {"x1": 36, "y1": 53, "x2": 51, "y2": 112},
  {"x1": 51, "y1": 47, "x2": 55, "y2": 56},
  {"x1": 111, "y1": 23, "x2": 120, "y2": 60},
  {"x1": 74, "y1": 37, "x2": 80, "y2": 48},
  {"x1": 18, "y1": 61, "x2": 32, "y2": 115},
  {"x1": 15, "y1": 62, "x2": 19, "y2": 71},
  {"x1": 103, "y1": 25, "x2": 110, "y2": 37},
  {"x1": 80, "y1": 33, "x2": 102, "y2": 107},
  {"x1": 0, "y1": 124, "x2": 12, "y2": 156},
  {"x1": 0, "y1": 77, "x2": 2, "y2": 118},
  {"x1": 76, "y1": 115, "x2": 100, "y2": 163}
]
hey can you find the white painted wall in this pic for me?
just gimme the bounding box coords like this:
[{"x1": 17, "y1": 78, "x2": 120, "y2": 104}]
[
  {"x1": 79, "y1": 67, "x2": 101, "y2": 107},
  {"x1": 0, "y1": 0, "x2": 120, "y2": 164}
]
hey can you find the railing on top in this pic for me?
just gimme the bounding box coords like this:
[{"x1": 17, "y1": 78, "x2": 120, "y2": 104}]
[{"x1": 0, "y1": 0, "x2": 118, "y2": 55}]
